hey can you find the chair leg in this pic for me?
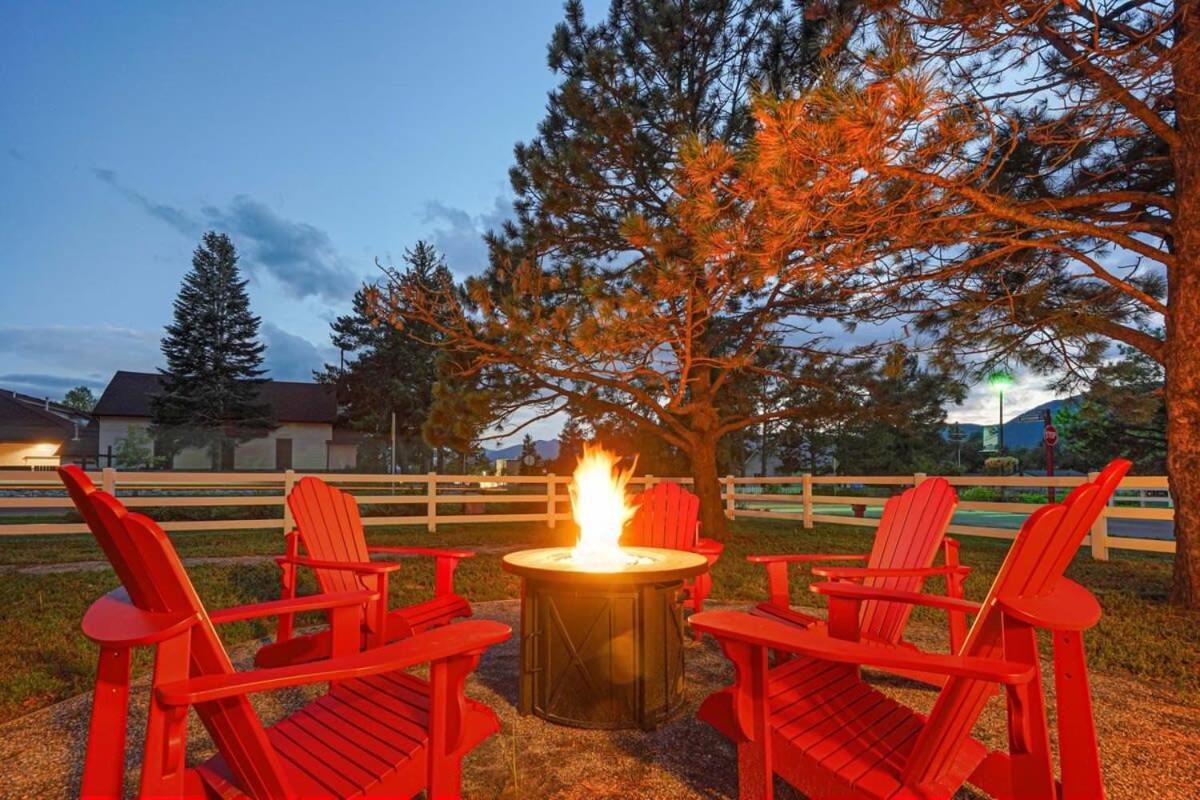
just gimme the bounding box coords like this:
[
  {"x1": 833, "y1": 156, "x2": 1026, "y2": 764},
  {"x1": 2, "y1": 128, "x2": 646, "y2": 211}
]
[
  {"x1": 1054, "y1": 630, "x2": 1105, "y2": 799},
  {"x1": 81, "y1": 646, "x2": 131, "y2": 799},
  {"x1": 1003, "y1": 621, "x2": 1056, "y2": 798}
]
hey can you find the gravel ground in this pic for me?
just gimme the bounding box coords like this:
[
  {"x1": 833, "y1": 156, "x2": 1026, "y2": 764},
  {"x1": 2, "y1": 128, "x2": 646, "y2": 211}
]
[{"x1": 0, "y1": 600, "x2": 1195, "y2": 799}]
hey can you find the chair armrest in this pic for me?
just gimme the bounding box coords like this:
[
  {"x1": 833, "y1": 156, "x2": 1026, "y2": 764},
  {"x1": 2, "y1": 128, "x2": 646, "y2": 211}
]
[
  {"x1": 811, "y1": 565, "x2": 972, "y2": 580},
  {"x1": 156, "y1": 620, "x2": 511, "y2": 706},
  {"x1": 691, "y1": 611, "x2": 1033, "y2": 685},
  {"x1": 696, "y1": 538, "x2": 724, "y2": 556},
  {"x1": 208, "y1": 590, "x2": 377, "y2": 625},
  {"x1": 82, "y1": 589, "x2": 200, "y2": 647},
  {"x1": 275, "y1": 555, "x2": 406, "y2": 575},
  {"x1": 999, "y1": 579, "x2": 1101, "y2": 631},
  {"x1": 745, "y1": 553, "x2": 866, "y2": 564},
  {"x1": 367, "y1": 546, "x2": 476, "y2": 559},
  {"x1": 809, "y1": 582, "x2": 981, "y2": 614}
]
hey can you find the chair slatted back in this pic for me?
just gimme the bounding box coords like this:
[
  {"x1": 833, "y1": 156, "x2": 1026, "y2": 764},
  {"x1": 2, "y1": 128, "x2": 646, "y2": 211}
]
[
  {"x1": 59, "y1": 467, "x2": 153, "y2": 603},
  {"x1": 624, "y1": 481, "x2": 701, "y2": 551},
  {"x1": 902, "y1": 460, "x2": 1129, "y2": 791},
  {"x1": 859, "y1": 477, "x2": 958, "y2": 643},
  {"x1": 287, "y1": 476, "x2": 372, "y2": 594},
  {"x1": 59, "y1": 466, "x2": 291, "y2": 796}
]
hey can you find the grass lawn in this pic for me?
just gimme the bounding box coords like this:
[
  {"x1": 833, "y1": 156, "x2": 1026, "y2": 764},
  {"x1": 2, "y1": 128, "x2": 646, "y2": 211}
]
[{"x1": 0, "y1": 518, "x2": 1195, "y2": 723}]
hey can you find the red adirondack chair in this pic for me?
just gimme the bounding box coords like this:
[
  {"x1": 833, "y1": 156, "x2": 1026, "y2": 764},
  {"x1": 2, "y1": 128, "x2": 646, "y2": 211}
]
[
  {"x1": 625, "y1": 481, "x2": 724, "y2": 631},
  {"x1": 255, "y1": 476, "x2": 475, "y2": 668},
  {"x1": 692, "y1": 459, "x2": 1130, "y2": 800},
  {"x1": 59, "y1": 465, "x2": 510, "y2": 799},
  {"x1": 747, "y1": 477, "x2": 968, "y2": 668}
]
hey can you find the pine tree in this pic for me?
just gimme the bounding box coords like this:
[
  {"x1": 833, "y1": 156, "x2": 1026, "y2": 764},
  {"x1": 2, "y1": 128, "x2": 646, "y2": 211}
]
[
  {"x1": 690, "y1": 1, "x2": 1200, "y2": 605},
  {"x1": 152, "y1": 231, "x2": 273, "y2": 468},
  {"x1": 518, "y1": 434, "x2": 544, "y2": 475},
  {"x1": 386, "y1": 1, "x2": 867, "y2": 538},
  {"x1": 320, "y1": 242, "x2": 470, "y2": 471},
  {"x1": 62, "y1": 385, "x2": 96, "y2": 413}
]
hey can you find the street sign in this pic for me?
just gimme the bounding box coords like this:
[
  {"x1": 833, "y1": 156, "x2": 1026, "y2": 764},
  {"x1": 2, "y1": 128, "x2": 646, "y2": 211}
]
[
  {"x1": 982, "y1": 425, "x2": 999, "y2": 452},
  {"x1": 1044, "y1": 425, "x2": 1059, "y2": 447}
]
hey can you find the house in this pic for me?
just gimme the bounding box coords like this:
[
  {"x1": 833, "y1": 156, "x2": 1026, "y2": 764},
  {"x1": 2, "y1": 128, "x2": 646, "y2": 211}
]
[
  {"x1": 93, "y1": 371, "x2": 359, "y2": 471},
  {"x1": 0, "y1": 390, "x2": 96, "y2": 469}
]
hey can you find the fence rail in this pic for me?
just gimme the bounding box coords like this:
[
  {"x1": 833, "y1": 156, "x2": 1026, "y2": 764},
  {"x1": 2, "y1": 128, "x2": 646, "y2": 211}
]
[{"x1": 0, "y1": 469, "x2": 1174, "y2": 562}]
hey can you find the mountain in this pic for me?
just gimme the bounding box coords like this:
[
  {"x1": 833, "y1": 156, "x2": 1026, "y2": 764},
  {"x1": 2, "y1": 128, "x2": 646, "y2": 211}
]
[
  {"x1": 483, "y1": 439, "x2": 560, "y2": 462},
  {"x1": 948, "y1": 396, "x2": 1081, "y2": 448}
]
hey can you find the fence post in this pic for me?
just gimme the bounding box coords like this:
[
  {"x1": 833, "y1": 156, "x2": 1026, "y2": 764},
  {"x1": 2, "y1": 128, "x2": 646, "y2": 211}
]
[
  {"x1": 546, "y1": 473, "x2": 556, "y2": 529},
  {"x1": 913, "y1": 472, "x2": 927, "y2": 487},
  {"x1": 725, "y1": 475, "x2": 735, "y2": 519},
  {"x1": 1088, "y1": 471, "x2": 1109, "y2": 560},
  {"x1": 802, "y1": 473, "x2": 813, "y2": 529},
  {"x1": 282, "y1": 469, "x2": 295, "y2": 535},
  {"x1": 101, "y1": 467, "x2": 116, "y2": 495},
  {"x1": 644, "y1": 473, "x2": 656, "y2": 489},
  {"x1": 427, "y1": 472, "x2": 438, "y2": 533}
]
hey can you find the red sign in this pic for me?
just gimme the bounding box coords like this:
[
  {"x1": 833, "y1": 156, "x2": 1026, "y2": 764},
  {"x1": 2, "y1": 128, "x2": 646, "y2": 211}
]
[{"x1": 1044, "y1": 425, "x2": 1059, "y2": 447}]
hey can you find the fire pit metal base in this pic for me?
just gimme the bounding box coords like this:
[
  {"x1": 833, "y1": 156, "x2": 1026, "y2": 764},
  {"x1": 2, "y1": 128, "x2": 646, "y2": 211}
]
[{"x1": 502, "y1": 546, "x2": 709, "y2": 730}]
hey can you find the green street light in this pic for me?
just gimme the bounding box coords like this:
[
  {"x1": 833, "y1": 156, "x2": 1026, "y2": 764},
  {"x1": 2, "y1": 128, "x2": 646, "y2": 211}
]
[{"x1": 987, "y1": 370, "x2": 1014, "y2": 453}]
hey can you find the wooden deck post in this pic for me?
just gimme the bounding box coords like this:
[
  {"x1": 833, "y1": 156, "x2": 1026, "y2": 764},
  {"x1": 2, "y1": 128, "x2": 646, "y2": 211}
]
[
  {"x1": 725, "y1": 475, "x2": 736, "y2": 519},
  {"x1": 101, "y1": 467, "x2": 115, "y2": 494},
  {"x1": 802, "y1": 473, "x2": 813, "y2": 530},
  {"x1": 1088, "y1": 471, "x2": 1109, "y2": 560},
  {"x1": 427, "y1": 472, "x2": 438, "y2": 533},
  {"x1": 282, "y1": 469, "x2": 295, "y2": 535},
  {"x1": 913, "y1": 472, "x2": 927, "y2": 486},
  {"x1": 546, "y1": 474, "x2": 556, "y2": 529}
]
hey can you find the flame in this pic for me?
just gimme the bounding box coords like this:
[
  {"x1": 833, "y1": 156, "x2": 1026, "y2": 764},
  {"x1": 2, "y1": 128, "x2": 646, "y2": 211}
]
[{"x1": 569, "y1": 444, "x2": 638, "y2": 571}]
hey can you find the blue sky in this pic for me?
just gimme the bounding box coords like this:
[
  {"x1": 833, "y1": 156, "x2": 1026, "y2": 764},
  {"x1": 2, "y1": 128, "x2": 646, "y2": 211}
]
[{"x1": 0, "y1": 0, "x2": 1053, "y2": 440}]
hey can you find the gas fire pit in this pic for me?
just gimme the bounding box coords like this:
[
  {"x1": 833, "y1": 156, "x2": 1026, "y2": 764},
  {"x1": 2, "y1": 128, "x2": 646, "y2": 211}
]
[
  {"x1": 502, "y1": 445, "x2": 710, "y2": 730},
  {"x1": 502, "y1": 545, "x2": 707, "y2": 729}
]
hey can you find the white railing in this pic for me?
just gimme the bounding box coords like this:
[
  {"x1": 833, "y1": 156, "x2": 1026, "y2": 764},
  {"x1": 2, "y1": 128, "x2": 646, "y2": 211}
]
[{"x1": 0, "y1": 469, "x2": 1174, "y2": 561}]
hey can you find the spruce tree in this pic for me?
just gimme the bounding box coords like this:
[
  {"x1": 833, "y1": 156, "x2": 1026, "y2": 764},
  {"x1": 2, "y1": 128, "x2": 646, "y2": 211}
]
[
  {"x1": 152, "y1": 231, "x2": 273, "y2": 468},
  {"x1": 319, "y1": 241, "x2": 470, "y2": 472}
]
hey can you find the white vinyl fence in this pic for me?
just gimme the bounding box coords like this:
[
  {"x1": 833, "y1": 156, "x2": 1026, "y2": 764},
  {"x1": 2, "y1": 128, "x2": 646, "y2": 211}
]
[{"x1": 0, "y1": 469, "x2": 1174, "y2": 562}]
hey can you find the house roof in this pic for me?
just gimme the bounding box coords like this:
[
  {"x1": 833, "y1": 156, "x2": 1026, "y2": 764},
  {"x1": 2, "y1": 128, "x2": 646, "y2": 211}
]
[
  {"x1": 94, "y1": 371, "x2": 337, "y2": 424},
  {"x1": 0, "y1": 393, "x2": 78, "y2": 445}
]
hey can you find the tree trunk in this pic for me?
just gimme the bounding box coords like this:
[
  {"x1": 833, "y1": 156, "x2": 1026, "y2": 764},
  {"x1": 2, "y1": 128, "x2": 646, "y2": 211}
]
[
  {"x1": 688, "y1": 435, "x2": 729, "y2": 539},
  {"x1": 1167, "y1": 6, "x2": 1200, "y2": 608}
]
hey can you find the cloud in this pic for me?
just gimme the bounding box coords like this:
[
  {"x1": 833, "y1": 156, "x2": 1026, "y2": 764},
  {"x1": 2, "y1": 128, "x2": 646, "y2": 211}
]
[
  {"x1": 0, "y1": 325, "x2": 161, "y2": 399},
  {"x1": 0, "y1": 373, "x2": 107, "y2": 399},
  {"x1": 420, "y1": 195, "x2": 513, "y2": 275},
  {"x1": 262, "y1": 323, "x2": 335, "y2": 381},
  {"x1": 92, "y1": 168, "x2": 201, "y2": 237},
  {"x1": 0, "y1": 324, "x2": 161, "y2": 376},
  {"x1": 93, "y1": 169, "x2": 359, "y2": 301},
  {"x1": 202, "y1": 197, "x2": 359, "y2": 301},
  {"x1": 949, "y1": 368, "x2": 1062, "y2": 425}
]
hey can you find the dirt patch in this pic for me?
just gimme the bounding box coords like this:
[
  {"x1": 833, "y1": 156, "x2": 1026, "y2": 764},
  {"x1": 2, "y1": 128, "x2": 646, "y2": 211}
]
[{"x1": 0, "y1": 600, "x2": 1195, "y2": 799}]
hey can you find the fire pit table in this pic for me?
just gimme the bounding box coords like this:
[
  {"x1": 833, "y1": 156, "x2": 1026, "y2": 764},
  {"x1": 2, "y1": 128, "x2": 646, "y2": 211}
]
[{"x1": 502, "y1": 546, "x2": 709, "y2": 730}]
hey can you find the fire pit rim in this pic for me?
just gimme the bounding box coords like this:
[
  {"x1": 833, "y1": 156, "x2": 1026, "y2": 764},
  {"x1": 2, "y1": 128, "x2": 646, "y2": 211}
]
[{"x1": 501, "y1": 546, "x2": 708, "y2": 584}]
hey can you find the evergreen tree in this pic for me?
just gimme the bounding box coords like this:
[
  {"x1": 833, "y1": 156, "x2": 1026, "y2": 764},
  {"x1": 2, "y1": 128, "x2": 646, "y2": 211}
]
[
  {"x1": 151, "y1": 231, "x2": 272, "y2": 468},
  {"x1": 517, "y1": 434, "x2": 545, "y2": 475},
  {"x1": 62, "y1": 385, "x2": 96, "y2": 413},
  {"x1": 388, "y1": 1, "x2": 868, "y2": 537},
  {"x1": 321, "y1": 242, "x2": 469, "y2": 471},
  {"x1": 1057, "y1": 344, "x2": 1167, "y2": 474},
  {"x1": 552, "y1": 413, "x2": 590, "y2": 473},
  {"x1": 696, "y1": 1, "x2": 1199, "y2": 604}
]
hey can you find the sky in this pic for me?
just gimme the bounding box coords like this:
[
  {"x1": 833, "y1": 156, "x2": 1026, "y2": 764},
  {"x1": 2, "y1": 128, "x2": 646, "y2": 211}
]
[{"x1": 0, "y1": 1, "x2": 1058, "y2": 446}]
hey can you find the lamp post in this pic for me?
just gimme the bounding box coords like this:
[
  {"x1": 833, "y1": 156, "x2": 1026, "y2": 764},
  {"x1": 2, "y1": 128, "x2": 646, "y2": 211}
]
[{"x1": 987, "y1": 370, "x2": 1014, "y2": 454}]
